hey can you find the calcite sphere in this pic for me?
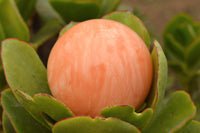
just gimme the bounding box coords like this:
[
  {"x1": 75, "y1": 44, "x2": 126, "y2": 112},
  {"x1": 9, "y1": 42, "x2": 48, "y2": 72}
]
[{"x1": 47, "y1": 19, "x2": 153, "y2": 117}]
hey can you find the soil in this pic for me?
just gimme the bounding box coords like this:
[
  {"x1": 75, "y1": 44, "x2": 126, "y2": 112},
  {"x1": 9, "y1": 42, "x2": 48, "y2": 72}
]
[{"x1": 122, "y1": 0, "x2": 200, "y2": 43}]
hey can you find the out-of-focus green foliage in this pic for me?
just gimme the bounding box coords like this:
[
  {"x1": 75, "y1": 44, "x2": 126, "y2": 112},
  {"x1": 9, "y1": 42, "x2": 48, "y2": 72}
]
[
  {"x1": 163, "y1": 13, "x2": 200, "y2": 121},
  {"x1": 14, "y1": 0, "x2": 36, "y2": 21}
]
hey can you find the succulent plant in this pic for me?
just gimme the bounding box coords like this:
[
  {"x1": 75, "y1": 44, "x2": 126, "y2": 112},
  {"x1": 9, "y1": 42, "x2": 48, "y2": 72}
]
[
  {"x1": 0, "y1": 0, "x2": 121, "y2": 90},
  {"x1": 163, "y1": 13, "x2": 200, "y2": 121},
  {"x1": 0, "y1": 10, "x2": 199, "y2": 132}
]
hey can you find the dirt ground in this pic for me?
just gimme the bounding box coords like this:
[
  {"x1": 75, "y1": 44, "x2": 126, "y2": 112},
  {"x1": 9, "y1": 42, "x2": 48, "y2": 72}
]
[{"x1": 121, "y1": 0, "x2": 200, "y2": 42}]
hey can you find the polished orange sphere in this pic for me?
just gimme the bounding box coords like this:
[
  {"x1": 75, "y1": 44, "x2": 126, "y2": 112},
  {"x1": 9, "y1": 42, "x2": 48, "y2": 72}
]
[{"x1": 47, "y1": 19, "x2": 153, "y2": 117}]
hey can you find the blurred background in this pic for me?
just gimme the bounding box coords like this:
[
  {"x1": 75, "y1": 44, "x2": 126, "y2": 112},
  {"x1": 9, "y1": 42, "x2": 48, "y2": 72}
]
[{"x1": 121, "y1": 0, "x2": 200, "y2": 42}]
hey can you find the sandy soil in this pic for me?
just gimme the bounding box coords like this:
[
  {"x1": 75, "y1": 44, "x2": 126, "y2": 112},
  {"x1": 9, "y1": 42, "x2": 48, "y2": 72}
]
[{"x1": 121, "y1": 0, "x2": 200, "y2": 42}]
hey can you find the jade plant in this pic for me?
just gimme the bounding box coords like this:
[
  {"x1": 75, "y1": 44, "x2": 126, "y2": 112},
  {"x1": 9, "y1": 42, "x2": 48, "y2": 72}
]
[
  {"x1": 163, "y1": 13, "x2": 200, "y2": 121},
  {"x1": 1, "y1": 10, "x2": 200, "y2": 132}
]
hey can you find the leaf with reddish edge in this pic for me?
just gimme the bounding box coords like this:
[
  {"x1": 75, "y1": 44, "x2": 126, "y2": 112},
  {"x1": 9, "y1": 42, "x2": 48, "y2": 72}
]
[
  {"x1": 143, "y1": 91, "x2": 196, "y2": 133},
  {"x1": 59, "y1": 21, "x2": 78, "y2": 37},
  {"x1": 1, "y1": 89, "x2": 50, "y2": 133},
  {"x1": 100, "y1": 106, "x2": 153, "y2": 131},
  {"x1": 1, "y1": 38, "x2": 51, "y2": 96},
  {"x1": 0, "y1": 0, "x2": 29, "y2": 41},
  {"x1": 102, "y1": 10, "x2": 151, "y2": 49},
  {"x1": 14, "y1": 90, "x2": 73, "y2": 128},
  {"x1": 174, "y1": 120, "x2": 200, "y2": 133},
  {"x1": 49, "y1": 0, "x2": 101, "y2": 23},
  {"x1": 14, "y1": 90, "x2": 52, "y2": 129},
  {"x1": 147, "y1": 40, "x2": 168, "y2": 113},
  {"x1": 33, "y1": 93, "x2": 74, "y2": 121},
  {"x1": 52, "y1": 116, "x2": 141, "y2": 133},
  {"x1": 2, "y1": 112, "x2": 16, "y2": 133}
]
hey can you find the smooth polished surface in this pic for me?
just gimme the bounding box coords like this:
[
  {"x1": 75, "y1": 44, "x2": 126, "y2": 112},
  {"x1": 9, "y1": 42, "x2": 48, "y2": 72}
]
[{"x1": 47, "y1": 19, "x2": 153, "y2": 117}]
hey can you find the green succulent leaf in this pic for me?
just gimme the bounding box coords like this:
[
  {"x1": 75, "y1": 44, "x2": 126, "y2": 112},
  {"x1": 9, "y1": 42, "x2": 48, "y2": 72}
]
[
  {"x1": 14, "y1": 90, "x2": 52, "y2": 129},
  {"x1": 194, "y1": 23, "x2": 200, "y2": 35},
  {"x1": 147, "y1": 41, "x2": 168, "y2": 112},
  {"x1": 102, "y1": 10, "x2": 150, "y2": 49},
  {"x1": 100, "y1": 106, "x2": 153, "y2": 130},
  {"x1": 168, "y1": 61, "x2": 185, "y2": 76},
  {"x1": 30, "y1": 19, "x2": 63, "y2": 49},
  {"x1": 34, "y1": 94, "x2": 74, "y2": 121},
  {"x1": 53, "y1": 117, "x2": 140, "y2": 133},
  {"x1": 36, "y1": 0, "x2": 65, "y2": 24},
  {"x1": 176, "y1": 22, "x2": 197, "y2": 45},
  {"x1": 14, "y1": 0, "x2": 36, "y2": 21},
  {"x1": 163, "y1": 13, "x2": 194, "y2": 47},
  {"x1": 1, "y1": 39, "x2": 51, "y2": 96},
  {"x1": 186, "y1": 37, "x2": 200, "y2": 69},
  {"x1": 163, "y1": 34, "x2": 185, "y2": 61},
  {"x1": 0, "y1": 0, "x2": 29, "y2": 42},
  {"x1": 15, "y1": 90, "x2": 74, "y2": 128},
  {"x1": 2, "y1": 112, "x2": 16, "y2": 133},
  {"x1": 143, "y1": 91, "x2": 196, "y2": 133},
  {"x1": 98, "y1": 0, "x2": 121, "y2": 16},
  {"x1": 49, "y1": 0, "x2": 101, "y2": 23},
  {"x1": 59, "y1": 22, "x2": 78, "y2": 37},
  {"x1": 174, "y1": 120, "x2": 200, "y2": 133},
  {"x1": 1, "y1": 89, "x2": 50, "y2": 133}
]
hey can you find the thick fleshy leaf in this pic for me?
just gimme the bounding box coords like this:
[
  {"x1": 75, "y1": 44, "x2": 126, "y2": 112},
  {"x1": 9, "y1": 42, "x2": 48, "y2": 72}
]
[
  {"x1": 194, "y1": 23, "x2": 200, "y2": 35},
  {"x1": 49, "y1": 0, "x2": 101, "y2": 23},
  {"x1": 163, "y1": 13, "x2": 194, "y2": 47},
  {"x1": 168, "y1": 61, "x2": 185, "y2": 76},
  {"x1": 14, "y1": 90, "x2": 52, "y2": 129},
  {"x1": 30, "y1": 19, "x2": 63, "y2": 49},
  {"x1": 174, "y1": 120, "x2": 200, "y2": 133},
  {"x1": 53, "y1": 117, "x2": 140, "y2": 133},
  {"x1": 59, "y1": 22, "x2": 78, "y2": 37},
  {"x1": 1, "y1": 39, "x2": 51, "y2": 96},
  {"x1": 143, "y1": 91, "x2": 196, "y2": 133},
  {"x1": 15, "y1": 90, "x2": 73, "y2": 127},
  {"x1": 2, "y1": 112, "x2": 16, "y2": 133},
  {"x1": 102, "y1": 11, "x2": 150, "y2": 49},
  {"x1": 1, "y1": 89, "x2": 50, "y2": 133},
  {"x1": 14, "y1": 0, "x2": 36, "y2": 21},
  {"x1": 34, "y1": 94, "x2": 74, "y2": 121},
  {"x1": 176, "y1": 22, "x2": 197, "y2": 45},
  {"x1": 36, "y1": 0, "x2": 65, "y2": 24},
  {"x1": 163, "y1": 34, "x2": 185, "y2": 61},
  {"x1": 147, "y1": 41, "x2": 168, "y2": 112},
  {"x1": 186, "y1": 38, "x2": 200, "y2": 68},
  {"x1": 100, "y1": 106, "x2": 153, "y2": 130},
  {"x1": 0, "y1": 0, "x2": 29, "y2": 41},
  {"x1": 98, "y1": 0, "x2": 121, "y2": 15}
]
